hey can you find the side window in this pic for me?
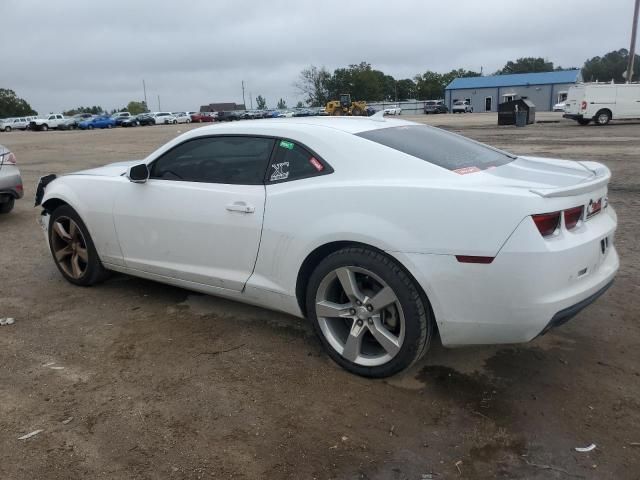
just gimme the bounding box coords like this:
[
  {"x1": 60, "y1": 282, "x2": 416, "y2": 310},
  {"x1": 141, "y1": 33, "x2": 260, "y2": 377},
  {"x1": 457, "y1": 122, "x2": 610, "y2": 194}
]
[
  {"x1": 267, "y1": 140, "x2": 331, "y2": 183},
  {"x1": 150, "y1": 136, "x2": 274, "y2": 185}
]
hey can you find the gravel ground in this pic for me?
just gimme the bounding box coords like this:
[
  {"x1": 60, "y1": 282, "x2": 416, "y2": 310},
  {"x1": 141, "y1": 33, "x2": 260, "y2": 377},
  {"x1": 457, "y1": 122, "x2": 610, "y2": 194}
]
[{"x1": 0, "y1": 114, "x2": 639, "y2": 479}]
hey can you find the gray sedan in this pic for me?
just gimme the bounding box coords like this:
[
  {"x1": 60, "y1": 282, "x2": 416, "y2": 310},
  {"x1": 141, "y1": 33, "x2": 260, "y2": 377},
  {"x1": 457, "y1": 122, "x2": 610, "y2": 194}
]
[{"x1": 0, "y1": 145, "x2": 23, "y2": 214}]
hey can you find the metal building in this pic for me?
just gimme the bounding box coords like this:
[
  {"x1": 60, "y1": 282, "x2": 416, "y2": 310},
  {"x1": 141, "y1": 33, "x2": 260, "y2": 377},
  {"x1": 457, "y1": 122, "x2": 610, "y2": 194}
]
[{"x1": 444, "y1": 70, "x2": 582, "y2": 112}]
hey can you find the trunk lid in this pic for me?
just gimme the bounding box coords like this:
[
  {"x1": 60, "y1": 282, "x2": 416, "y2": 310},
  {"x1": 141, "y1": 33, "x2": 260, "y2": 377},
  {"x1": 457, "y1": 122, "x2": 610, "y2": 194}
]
[{"x1": 480, "y1": 156, "x2": 609, "y2": 197}]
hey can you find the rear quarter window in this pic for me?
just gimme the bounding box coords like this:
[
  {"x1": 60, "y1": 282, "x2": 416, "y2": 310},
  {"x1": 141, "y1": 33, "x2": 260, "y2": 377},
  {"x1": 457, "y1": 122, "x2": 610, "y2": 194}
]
[{"x1": 356, "y1": 125, "x2": 515, "y2": 172}]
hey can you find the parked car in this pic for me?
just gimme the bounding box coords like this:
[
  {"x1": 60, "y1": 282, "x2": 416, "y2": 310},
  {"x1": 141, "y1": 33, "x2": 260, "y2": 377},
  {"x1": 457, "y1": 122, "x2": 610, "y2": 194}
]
[
  {"x1": 0, "y1": 117, "x2": 29, "y2": 132},
  {"x1": 452, "y1": 100, "x2": 473, "y2": 113},
  {"x1": 120, "y1": 116, "x2": 141, "y2": 127},
  {"x1": 35, "y1": 116, "x2": 618, "y2": 377},
  {"x1": 190, "y1": 112, "x2": 215, "y2": 123},
  {"x1": 0, "y1": 145, "x2": 23, "y2": 214},
  {"x1": 30, "y1": 114, "x2": 66, "y2": 131},
  {"x1": 153, "y1": 112, "x2": 177, "y2": 124},
  {"x1": 365, "y1": 107, "x2": 378, "y2": 116},
  {"x1": 58, "y1": 114, "x2": 94, "y2": 130},
  {"x1": 383, "y1": 105, "x2": 402, "y2": 115},
  {"x1": 553, "y1": 100, "x2": 568, "y2": 112},
  {"x1": 110, "y1": 112, "x2": 132, "y2": 126},
  {"x1": 135, "y1": 113, "x2": 156, "y2": 126},
  {"x1": 78, "y1": 116, "x2": 116, "y2": 130},
  {"x1": 424, "y1": 100, "x2": 448, "y2": 114},
  {"x1": 564, "y1": 83, "x2": 640, "y2": 125},
  {"x1": 216, "y1": 111, "x2": 242, "y2": 121},
  {"x1": 173, "y1": 113, "x2": 192, "y2": 124}
]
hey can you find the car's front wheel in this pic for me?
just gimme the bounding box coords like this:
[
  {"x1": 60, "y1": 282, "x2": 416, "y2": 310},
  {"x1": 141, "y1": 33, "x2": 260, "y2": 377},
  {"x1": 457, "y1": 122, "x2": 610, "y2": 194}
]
[
  {"x1": 306, "y1": 247, "x2": 432, "y2": 378},
  {"x1": 48, "y1": 205, "x2": 109, "y2": 286}
]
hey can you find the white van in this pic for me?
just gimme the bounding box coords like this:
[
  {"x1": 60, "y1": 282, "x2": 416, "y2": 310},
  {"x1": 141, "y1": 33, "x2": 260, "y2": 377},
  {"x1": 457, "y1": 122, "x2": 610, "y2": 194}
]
[{"x1": 564, "y1": 83, "x2": 640, "y2": 125}]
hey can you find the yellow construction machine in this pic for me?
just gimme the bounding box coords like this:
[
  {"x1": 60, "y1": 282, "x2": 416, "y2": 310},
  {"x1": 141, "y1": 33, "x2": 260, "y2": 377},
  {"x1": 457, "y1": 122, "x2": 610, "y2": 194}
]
[{"x1": 325, "y1": 93, "x2": 367, "y2": 116}]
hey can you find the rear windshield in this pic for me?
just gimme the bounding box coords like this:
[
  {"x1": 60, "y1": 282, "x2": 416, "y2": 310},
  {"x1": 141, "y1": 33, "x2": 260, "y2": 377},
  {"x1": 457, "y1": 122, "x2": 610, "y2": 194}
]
[{"x1": 356, "y1": 125, "x2": 515, "y2": 172}]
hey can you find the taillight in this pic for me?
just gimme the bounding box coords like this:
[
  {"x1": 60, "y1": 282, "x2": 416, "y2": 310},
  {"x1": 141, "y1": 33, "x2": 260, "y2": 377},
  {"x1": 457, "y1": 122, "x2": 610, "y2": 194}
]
[
  {"x1": 564, "y1": 206, "x2": 584, "y2": 230},
  {"x1": 532, "y1": 212, "x2": 561, "y2": 237},
  {"x1": 581, "y1": 101, "x2": 587, "y2": 110}
]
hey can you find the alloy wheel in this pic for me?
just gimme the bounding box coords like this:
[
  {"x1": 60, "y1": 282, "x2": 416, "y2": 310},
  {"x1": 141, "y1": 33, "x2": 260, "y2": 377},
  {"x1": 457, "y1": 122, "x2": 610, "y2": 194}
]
[
  {"x1": 315, "y1": 266, "x2": 405, "y2": 367},
  {"x1": 51, "y1": 216, "x2": 89, "y2": 279}
]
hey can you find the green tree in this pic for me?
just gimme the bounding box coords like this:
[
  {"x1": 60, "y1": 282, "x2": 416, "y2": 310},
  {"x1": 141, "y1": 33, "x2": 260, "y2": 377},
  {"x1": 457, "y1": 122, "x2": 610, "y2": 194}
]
[
  {"x1": 277, "y1": 98, "x2": 287, "y2": 109},
  {"x1": 395, "y1": 79, "x2": 416, "y2": 101},
  {"x1": 498, "y1": 57, "x2": 554, "y2": 75},
  {"x1": 0, "y1": 88, "x2": 37, "y2": 117},
  {"x1": 582, "y1": 48, "x2": 640, "y2": 82},
  {"x1": 295, "y1": 101, "x2": 304, "y2": 108},
  {"x1": 414, "y1": 69, "x2": 479, "y2": 100},
  {"x1": 126, "y1": 100, "x2": 148, "y2": 114},
  {"x1": 255, "y1": 95, "x2": 267, "y2": 110},
  {"x1": 295, "y1": 65, "x2": 332, "y2": 106}
]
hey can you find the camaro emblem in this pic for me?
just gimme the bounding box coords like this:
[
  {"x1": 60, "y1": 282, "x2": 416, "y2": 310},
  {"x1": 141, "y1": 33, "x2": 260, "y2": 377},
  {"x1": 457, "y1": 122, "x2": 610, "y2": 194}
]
[{"x1": 587, "y1": 198, "x2": 602, "y2": 218}]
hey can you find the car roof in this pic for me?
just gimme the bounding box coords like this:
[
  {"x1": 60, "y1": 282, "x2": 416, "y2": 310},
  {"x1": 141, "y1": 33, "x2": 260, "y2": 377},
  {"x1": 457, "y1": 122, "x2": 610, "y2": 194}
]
[{"x1": 190, "y1": 116, "x2": 417, "y2": 136}]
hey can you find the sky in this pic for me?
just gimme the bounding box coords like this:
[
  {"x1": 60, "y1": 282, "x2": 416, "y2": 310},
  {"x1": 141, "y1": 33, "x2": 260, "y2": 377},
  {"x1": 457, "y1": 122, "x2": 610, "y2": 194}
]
[{"x1": 0, "y1": 0, "x2": 635, "y2": 114}]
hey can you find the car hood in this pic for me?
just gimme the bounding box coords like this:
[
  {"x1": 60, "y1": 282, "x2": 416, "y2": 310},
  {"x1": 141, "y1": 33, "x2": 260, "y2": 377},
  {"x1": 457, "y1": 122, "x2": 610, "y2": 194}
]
[{"x1": 69, "y1": 160, "x2": 143, "y2": 177}]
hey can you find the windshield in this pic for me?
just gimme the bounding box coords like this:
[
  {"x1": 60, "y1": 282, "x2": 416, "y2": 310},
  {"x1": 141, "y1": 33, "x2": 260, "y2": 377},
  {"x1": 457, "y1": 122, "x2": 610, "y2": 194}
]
[{"x1": 356, "y1": 125, "x2": 516, "y2": 172}]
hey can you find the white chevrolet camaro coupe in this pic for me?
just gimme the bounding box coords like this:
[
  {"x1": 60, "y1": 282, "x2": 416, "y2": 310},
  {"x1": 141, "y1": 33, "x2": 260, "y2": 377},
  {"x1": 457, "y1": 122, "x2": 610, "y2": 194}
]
[{"x1": 35, "y1": 116, "x2": 618, "y2": 377}]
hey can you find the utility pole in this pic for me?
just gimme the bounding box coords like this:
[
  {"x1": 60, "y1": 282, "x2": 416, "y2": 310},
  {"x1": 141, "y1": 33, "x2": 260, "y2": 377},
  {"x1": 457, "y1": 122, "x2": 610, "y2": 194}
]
[
  {"x1": 157, "y1": 95, "x2": 161, "y2": 111},
  {"x1": 241, "y1": 81, "x2": 246, "y2": 108},
  {"x1": 249, "y1": 92, "x2": 253, "y2": 109},
  {"x1": 627, "y1": 0, "x2": 639, "y2": 82},
  {"x1": 142, "y1": 79, "x2": 148, "y2": 110}
]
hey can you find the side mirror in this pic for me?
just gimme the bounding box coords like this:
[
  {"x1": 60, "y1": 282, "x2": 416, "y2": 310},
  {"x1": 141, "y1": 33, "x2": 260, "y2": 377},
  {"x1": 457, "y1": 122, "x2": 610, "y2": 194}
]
[{"x1": 127, "y1": 163, "x2": 149, "y2": 183}]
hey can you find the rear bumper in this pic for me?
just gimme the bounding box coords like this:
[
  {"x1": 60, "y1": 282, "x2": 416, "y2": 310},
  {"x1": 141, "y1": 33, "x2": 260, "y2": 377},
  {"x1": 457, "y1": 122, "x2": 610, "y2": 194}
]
[
  {"x1": 0, "y1": 169, "x2": 24, "y2": 200},
  {"x1": 396, "y1": 206, "x2": 618, "y2": 346}
]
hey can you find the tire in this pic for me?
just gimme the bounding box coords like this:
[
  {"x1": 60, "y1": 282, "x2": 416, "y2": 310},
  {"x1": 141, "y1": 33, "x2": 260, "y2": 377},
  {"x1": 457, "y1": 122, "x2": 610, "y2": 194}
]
[
  {"x1": 48, "y1": 205, "x2": 109, "y2": 286},
  {"x1": 107, "y1": 124, "x2": 112, "y2": 129},
  {"x1": 5, "y1": 126, "x2": 11, "y2": 132},
  {"x1": 41, "y1": 124, "x2": 49, "y2": 131},
  {"x1": 0, "y1": 197, "x2": 15, "y2": 214},
  {"x1": 88, "y1": 125, "x2": 94, "y2": 130},
  {"x1": 577, "y1": 119, "x2": 591, "y2": 126},
  {"x1": 306, "y1": 247, "x2": 433, "y2": 378},
  {"x1": 595, "y1": 110, "x2": 611, "y2": 126},
  {"x1": 172, "y1": 120, "x2": 177, "y2": 124}
]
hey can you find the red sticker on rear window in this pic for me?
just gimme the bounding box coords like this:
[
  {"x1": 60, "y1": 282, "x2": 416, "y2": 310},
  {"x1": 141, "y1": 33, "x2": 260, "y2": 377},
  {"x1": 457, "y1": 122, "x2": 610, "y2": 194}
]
[
  {"x1": 453, "y1": 166, "x2": 481, "y2": 175},
  {"x1": 309, "y1": 157, "x2": 324, "y2": 172}
]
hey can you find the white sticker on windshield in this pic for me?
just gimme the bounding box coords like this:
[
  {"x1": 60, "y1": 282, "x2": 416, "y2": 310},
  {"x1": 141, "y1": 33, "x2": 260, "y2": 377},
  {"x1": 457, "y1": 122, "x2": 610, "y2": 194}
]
[{"x1": 270, "y1": 162, "x2": 290, "y2": 181}]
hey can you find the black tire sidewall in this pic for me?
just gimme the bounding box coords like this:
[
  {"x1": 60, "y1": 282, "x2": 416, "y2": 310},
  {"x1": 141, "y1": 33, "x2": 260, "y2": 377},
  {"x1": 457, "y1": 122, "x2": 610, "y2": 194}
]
[
  {"x1": 0, "y1": 197, "x2": 15, "y2": 214},
  {"x1": 48, "y1": 205, "x2": 105, "y2": 286},
  {"x1": 306, "y1": 248, "x2": 431, "y2": 378}
]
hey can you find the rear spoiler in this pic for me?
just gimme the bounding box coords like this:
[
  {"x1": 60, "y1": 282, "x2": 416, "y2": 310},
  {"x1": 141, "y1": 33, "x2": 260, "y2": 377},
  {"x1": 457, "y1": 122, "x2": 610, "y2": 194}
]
[{"x1": 530, "y1": 163, "x2": 610, "y2": 198}]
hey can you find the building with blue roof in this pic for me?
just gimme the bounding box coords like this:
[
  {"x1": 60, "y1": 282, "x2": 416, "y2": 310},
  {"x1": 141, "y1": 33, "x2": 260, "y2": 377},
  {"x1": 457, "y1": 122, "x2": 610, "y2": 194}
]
[{"x1": 444, "y1": 69, "x2": 582, "y2": 112}]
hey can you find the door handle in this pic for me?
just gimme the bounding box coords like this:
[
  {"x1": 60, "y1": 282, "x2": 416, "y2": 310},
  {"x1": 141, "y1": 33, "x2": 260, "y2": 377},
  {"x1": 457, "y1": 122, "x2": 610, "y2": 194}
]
[{"x1": 226, "y1": 201, "x2": 255, "y2": 213}]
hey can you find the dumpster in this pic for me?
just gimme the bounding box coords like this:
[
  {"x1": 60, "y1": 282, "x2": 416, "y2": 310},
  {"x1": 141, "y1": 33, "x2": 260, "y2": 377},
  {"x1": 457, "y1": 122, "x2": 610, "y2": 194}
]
[{"x1": 498, "y1": 99, "x2": 536, "y2": 125}]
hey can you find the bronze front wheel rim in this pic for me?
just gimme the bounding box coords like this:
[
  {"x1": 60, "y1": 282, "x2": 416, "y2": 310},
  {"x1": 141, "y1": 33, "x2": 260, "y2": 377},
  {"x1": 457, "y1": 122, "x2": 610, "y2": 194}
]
[{"x1": 51, "y1": 216, "x2": 89, "y2": 279}]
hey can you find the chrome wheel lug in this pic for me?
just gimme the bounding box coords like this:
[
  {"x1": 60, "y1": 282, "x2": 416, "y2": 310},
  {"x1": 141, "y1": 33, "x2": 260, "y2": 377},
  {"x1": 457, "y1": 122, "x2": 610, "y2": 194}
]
[
  {"x1": 366, "y1": 304, "x2": 373, "y2": 312},
  {"x1": 349, "y1": 308, "x2": 356, "y2": 315},
  {"x1": 368, "y1": 318, "x2": 373, "y2": 325},
  {"x1": 356, "y1": 300, "x2": 362, "y2": 306},
  {"x1": 356, "y1": 319, "x2": 363, "y2": 326}
]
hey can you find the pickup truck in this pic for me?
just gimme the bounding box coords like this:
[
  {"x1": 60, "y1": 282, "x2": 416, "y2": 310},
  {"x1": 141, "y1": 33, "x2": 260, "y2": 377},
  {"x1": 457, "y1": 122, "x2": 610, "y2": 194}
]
[{"x1": 30, "y1": 114, "x2": 66, "y2": 131}]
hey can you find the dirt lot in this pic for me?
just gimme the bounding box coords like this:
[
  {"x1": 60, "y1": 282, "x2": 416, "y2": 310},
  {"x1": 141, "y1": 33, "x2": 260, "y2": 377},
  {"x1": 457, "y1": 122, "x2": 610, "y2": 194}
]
[{"x1": 1, "y1": 114, "x2": 639, "y2": 479}]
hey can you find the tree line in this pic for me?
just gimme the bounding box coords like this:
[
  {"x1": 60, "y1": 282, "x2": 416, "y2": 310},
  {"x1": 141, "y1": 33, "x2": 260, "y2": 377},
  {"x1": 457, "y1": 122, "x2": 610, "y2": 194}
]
[
  {"x1": 295, "y1": 49, "x2": 640, "y2": 106},
  {"x1": 1, "y1": 49, "x2": 639, "y2": 117}
]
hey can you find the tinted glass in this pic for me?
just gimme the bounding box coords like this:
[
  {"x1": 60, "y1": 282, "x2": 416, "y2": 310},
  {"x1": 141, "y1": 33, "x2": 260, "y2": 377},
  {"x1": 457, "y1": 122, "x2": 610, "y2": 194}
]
[
  {"x1": 151, "y1": 136, "x2": 275, "y2": 184},
  {"x1": 267, "y1": 140, "x2": 328, "y2": 183},
  {"x1": 356, "y1": 125, "x2": 515, "y2": 172}
]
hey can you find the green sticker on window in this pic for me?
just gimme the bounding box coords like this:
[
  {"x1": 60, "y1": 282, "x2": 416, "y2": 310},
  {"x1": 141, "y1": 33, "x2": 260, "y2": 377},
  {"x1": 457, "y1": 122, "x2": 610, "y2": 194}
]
[{"x1": 279, "y1": 140, "x2": 294, "y2": 150}]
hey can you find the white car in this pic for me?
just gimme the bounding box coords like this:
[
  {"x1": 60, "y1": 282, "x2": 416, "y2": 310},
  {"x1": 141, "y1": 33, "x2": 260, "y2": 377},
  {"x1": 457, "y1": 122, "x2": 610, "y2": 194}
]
[
  {"x1": 152, "y1": 112, "x2": 177, "y2": 124},
  {"x1": 35, "y1": 116, "x2": 618, "y2": 377},
  {"x1": 383, "y1": 106, "x2": 402, "y2": 115},
  {"x1": 30, "y1": 113, "x2": 66, "y2": 130},
  {"x1": 452, "y1": 101, "x2": 473, "y2": 113},
  {"x1": 553, "y1": 101, "x2": 568, "y2": 112},
  {"x1": 173, "y1": 113, "x2": 192, "y2": 124},
  {"x1": 1, "y1": 117, "x2": 30, "y2": 132}
]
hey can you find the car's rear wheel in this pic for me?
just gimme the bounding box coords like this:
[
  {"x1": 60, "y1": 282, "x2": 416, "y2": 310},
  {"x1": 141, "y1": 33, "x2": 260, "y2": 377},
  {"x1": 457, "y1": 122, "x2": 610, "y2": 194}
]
[
  {"x1": 0, "y1": 197, "x2": 15, "y2": 214},
  {"x1": 107, "y1": 124, "x2": 112, "y2": 129},
  {"x1": 41, "y1": 124, "x2": 48, "y2": 131},
  {"x1": 48, "y1": 205, "x2": 108, "y2": 286},
  {"x1": 5, "y1": 126, "x2": 11, "y2": 132},
  {"x1": 306, "y1": 247, "x2": 432, "y2": 378}
]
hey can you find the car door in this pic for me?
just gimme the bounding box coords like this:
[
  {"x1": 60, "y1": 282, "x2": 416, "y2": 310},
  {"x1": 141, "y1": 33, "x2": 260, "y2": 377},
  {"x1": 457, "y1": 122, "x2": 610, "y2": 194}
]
[{"x1": 112, "y1": 135, "x2": 275, "y2": 292}]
